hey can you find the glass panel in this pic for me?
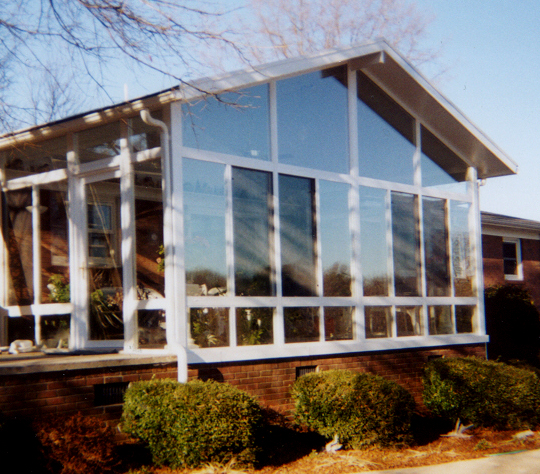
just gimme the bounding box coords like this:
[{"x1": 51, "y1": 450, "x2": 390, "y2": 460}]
[
  {"x1": 129, "y1": 112, "x2": 162, "y2": 152},
  {"x1": 503, "y1": 242, "x2": 518, "y2": 275},
  {"x1": 423, "y1": 197, "x2": 450, "y2": 296},
  {"x1": 357, "y1": 72, "x2": 415, "y2": 184},
  {"x1": 7, "y1": 316, "x2": 34, "y2": 344},
  {"x1": 428, "y1": 306, "x2": 454, "y2": 335},
  {"x1": 360, "y1": 186, "x2": 389, "y2": 296},
  {"x1": 421, "y1": 126, "x2": 468, "y2": 193},
  {"x1": 396, "y1": 306, "x2": 423, "y2": 337},
  {"x1": 41, "y1": 188, "x2": 70, "y2": 303},
  {"x1": 365, "y1": 306, "x2": 391, "y2": 339},
  {"x1": 189, "y1": 307, "x2": 229, "y2": 348},
  {"x1": 455, "y1": 305, "x2": 475, "y2": 333},
  {"x1": 86, "y1": 179, "x2": 123, "y2": 340},
  {"x1": 41, "y1": 315, "x2": 70, "y2": 349},
  {"x1": 320, "y1": 181, "x2": 352, "y2": 296},
  {"x1": 279, "y1": 175, "x2": 317, "y2": 296},
  {"x1": 277, "y1": 67, "x2": 348, "y2": 173},
  {"x1": 135, "y1": 159, "x2": 165, "y2": 298},
  {"x1": 392, "y1": 192, "x2": 420, "y2": 296},
  {"x1": 236, "y1": 308, "x2": 274, "y2": 346},
  {"x1": 284, "y1": 307, "x2": 320, "y2": 343},
  {"x1": 5, "y1": 137, "x2": 66, "y2": 176},
  {"x1": 5, "y1": 188, "x2": 34, "y2": 305},
  {"x1": 232, "y1": 168, "x2": 274, "y2": 296},
  {"x1": 324, "y1": 307, "x2": 353, "y2": 341},
  {"x1": 183, "y1": 159, "x2": 227, "y2": 296},
  {"x1": 77, "y1": 122, "x2": 121, "y2": 163},
  {"x1": 183, "y1": 85, "x2": 270, "y2": 160},
  {"x1": 450, "y1": 201, "x2": 474, "y2": 296},
  {"x1": 138, "y1": 310, "x2": 166, "y2": 348}
]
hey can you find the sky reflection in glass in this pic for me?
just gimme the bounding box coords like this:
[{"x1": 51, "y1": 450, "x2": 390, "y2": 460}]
[
  {"x1": 277, "y1": 67, "x2": 348, "y2": 173},
  {"x1": 320, "y1": 180, "x2": 351, "y2": 296},
  {"x1": 183, "y1": 85, "x2": 270, "y2": 160},
  {"x1": 183, "y1": 158, "x2": 227, "y2": 295}
]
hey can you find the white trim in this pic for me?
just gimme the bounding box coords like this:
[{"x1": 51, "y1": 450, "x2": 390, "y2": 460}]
[
  {"x1": 503, "y1": 238, "x2": 523, "y2": 281},
  {"x1": 187, "y1": 334, "x2": 489, "y2": 364},
  {"x1": 482, "y1": 226, "x2": 540, "y2": 241}
]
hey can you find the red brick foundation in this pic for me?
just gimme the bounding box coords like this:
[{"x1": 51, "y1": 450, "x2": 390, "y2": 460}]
[{"x1": 0, "y1": 344, "x2": 486, "y2": 421}]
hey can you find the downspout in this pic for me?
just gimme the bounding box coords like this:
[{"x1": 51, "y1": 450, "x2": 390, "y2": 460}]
[{"x1": 140, "y1": 109, "x2": 188, "y2": 383}]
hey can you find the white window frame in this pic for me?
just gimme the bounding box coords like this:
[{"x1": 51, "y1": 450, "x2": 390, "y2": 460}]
[
  {"x1": 503, "y1": 238, "x2": 523, "y2": 281},
  {"x1": 172, "y1": 63, "x2": 486, "y2": 365}
]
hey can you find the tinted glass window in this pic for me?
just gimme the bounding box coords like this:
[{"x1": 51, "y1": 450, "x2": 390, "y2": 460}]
[
  {"x1": 183, "y1": 85, "x2": 270, "y2": 160},
  {"x1": 277, "y1": 67, "x2": 348, "y2": 173},
  {"x1": 357, "y1": 72, "x2": 415, "y2": 184}
]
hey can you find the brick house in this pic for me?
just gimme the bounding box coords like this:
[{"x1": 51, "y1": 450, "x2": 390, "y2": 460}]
[
  {"x1": 482, "y1": 212, "x2": 540, "y2": 310},
  {"x1": 0, "y1": 40, "x2": 517, "y2": 420}
]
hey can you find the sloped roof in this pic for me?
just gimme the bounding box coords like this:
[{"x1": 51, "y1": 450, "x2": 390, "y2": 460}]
[
  {"x1": 0, "y1": 40, "x2": 517, "y2": 179},
  {"x1": 482, "y1": 212, "x2": 540, "y2": 232}
]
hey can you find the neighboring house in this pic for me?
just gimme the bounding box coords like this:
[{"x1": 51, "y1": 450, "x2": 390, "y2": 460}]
[
  {"x1": 482, "y1": 212, "x2": 540, "y2": 309},
  {"x1": 0, "y1": 40, "x2": 518, "y2": 419}
]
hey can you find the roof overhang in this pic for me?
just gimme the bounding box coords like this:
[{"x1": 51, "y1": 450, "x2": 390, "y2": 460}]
[{"x1": 0, "y1": 40, "x2": 517, "y2": 179}]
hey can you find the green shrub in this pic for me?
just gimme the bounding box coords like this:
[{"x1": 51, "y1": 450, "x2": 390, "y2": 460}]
[
  {"x1": 121, "y1": 378, "x2": 263, "y2": 469},
  {"x1": 423, "y1": 357, "x2": 540, "y2": 429},
  {"x1": 485, "y1": 285, "x2": 540, "y2": 365},
  {"x1": 291, "y1": 370, "x2": 415, "y2": 448}
]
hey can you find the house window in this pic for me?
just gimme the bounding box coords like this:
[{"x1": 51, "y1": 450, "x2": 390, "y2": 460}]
[{"x1": 503, "y1": 239, "x2": 522, "y2": 280}]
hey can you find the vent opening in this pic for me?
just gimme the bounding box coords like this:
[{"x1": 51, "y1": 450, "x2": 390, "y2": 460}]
[{"x1": 94, "y1": 382, "x2": 129, "y2": 406}]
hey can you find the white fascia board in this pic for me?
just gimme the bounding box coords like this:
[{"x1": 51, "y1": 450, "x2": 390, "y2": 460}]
[
  {"x1": 175, "y1": 40, "x2": 386, "y2": 101},
  {"x1": 482, "y1": 225, "x2": 540, "y2": 240},
  {"x1": 364, "y1": 44, "x2": 517, "y2": 178}
]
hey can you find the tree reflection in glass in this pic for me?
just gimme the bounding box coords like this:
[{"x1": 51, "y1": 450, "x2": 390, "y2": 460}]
[
  {"x1": 183, "y1": 159, "x2": 227, "y2": 296},
  {"x1": 360, "y1": 187, "x2": 389, "y2": 296},
  {"x1": 392, "y1": 192, "x2": 420, "y2": 296},
  {"x1": 232, "y1": 168, "x2": 274, "y2": 296},
  {"x1": 423, "y1": 197, "x2": 450, "y2": 296},
  {"x1": 320, "y1": 180, "x2": 351, "y2": 296},
  {"x1": 279, "y1": 175, "x2": 317, "y2": 296},
  {"x1": 450, "y1": 201, "x2": 474, "y2": 297}
]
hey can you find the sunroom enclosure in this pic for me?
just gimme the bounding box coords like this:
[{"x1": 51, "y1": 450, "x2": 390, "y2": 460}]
[{"x1": 0, "y1": 45, "x2": 507, "y2": 367}]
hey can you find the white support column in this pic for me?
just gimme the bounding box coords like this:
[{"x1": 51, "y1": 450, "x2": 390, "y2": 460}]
[
  {"x1": 120, "y1": 122, "x2": 137, "y2": 351},
  {"x1": 67, "y1": 133, "x2": 90, "y2": 349},
  {"x1": 269, "y1": 80, "x2": 285, "y2": 347},
  {"x1": 31, "y1": 185, "x2": 42, "y2": 345},
  {"x1": 468, "y1": 166, "x2": 486, "y2": 335},
  {"x1": 168, "y1": 103, "x2": 188, "y2": 382}
]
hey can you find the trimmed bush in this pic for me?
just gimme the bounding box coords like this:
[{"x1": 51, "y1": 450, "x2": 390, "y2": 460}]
[
  {"x1": 121, "y1": 378, "x2": 263, "y2": 469},
  {"x1": 423, "y1": 357, "x2": 540, "y2": 429},
  {"x1": 485, "y1": 285, "x2": 540, "y2": 366},
  {"x1": 291, "y1": 370, "x2": 415, "y2": 448}
]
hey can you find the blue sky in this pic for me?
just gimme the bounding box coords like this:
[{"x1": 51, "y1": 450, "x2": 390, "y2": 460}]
[
  {"x1": 415, "y1": 0, "x2": 540, "y2": 220},
  {"x1": 116, "y1": 0, "x2": 539, "y2": 221}
]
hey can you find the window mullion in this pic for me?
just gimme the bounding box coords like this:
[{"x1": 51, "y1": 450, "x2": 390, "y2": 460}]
[{"x1": 225, "y1": 164, "x2": 235, "y2": 297}]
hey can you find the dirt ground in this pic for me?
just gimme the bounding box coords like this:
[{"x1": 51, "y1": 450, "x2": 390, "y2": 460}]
[{"x1": 125, "y1": 422, "x2": 540, "y2": 474}]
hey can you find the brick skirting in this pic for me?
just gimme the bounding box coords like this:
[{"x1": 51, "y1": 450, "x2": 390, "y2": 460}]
[{"x1": 0, "y1": 344, "x2": 486, "y2": 421}]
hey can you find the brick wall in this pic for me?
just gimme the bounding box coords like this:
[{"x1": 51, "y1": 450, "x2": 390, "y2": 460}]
[
  {"x1": 0, "y1": 361, "x2": 178, "y2": 422},
  {"x1": 0, "y1": 344, "x2": 485, "y2": 422},
  {"x1": 482, "y1": 234, "x2": 540, "y2": 310}
]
